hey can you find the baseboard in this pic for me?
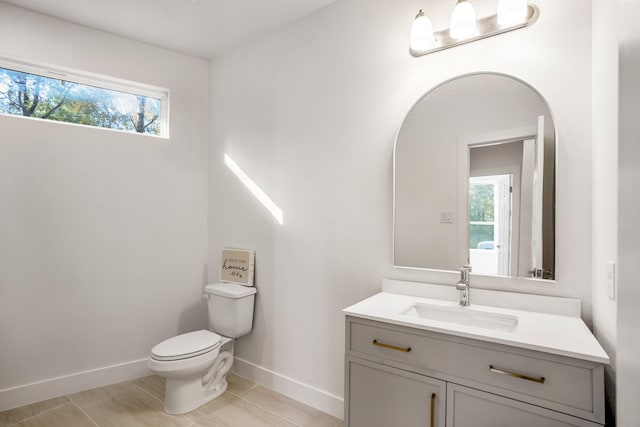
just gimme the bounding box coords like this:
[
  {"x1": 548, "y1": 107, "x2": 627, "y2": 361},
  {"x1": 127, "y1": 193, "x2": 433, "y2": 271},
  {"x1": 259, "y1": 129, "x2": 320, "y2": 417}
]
[
  {"x1": 233, "y1": 357, "x2": 344, "y2": 419},
  {"x1": 0, "y1": 356, "x2": 345, "y2": 418},
  {"x1": 0, "y1": 358, "x2": 151, "y2": 411}
]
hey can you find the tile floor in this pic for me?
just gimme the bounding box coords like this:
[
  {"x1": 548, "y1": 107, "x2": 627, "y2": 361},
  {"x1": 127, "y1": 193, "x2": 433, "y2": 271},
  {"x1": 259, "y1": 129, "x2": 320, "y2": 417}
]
[{"x1": 0, "y1": 374, "x2": 344, "y2": 427}]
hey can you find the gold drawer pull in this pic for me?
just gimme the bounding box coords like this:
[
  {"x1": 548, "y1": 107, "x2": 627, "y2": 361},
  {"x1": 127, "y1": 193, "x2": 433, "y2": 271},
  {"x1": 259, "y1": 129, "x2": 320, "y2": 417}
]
[
  {"x1": 430, "y1": 392, "x2": 436, "y2": 427},
  {"x1": 489, "y1": 365, "x2": 545, "y2": 384},
  {"x1": 372, "y1": 339, "x2": 412, "y2": 352}
]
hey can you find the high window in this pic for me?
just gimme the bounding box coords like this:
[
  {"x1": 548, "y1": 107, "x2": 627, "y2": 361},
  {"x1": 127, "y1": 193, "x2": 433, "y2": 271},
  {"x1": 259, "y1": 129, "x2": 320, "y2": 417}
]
[{"x1": 0, "y1": 57, "x2": 169, "y2": 138}]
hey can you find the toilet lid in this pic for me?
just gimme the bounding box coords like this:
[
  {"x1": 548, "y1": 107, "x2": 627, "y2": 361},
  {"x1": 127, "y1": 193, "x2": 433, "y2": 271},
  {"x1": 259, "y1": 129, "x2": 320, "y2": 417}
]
[
  {"x1": 151, "y1": 330, "x2": 221, "y2": 361},
  {"x1": 205, "y1": 282, "x2": 257, "y2": 299}
]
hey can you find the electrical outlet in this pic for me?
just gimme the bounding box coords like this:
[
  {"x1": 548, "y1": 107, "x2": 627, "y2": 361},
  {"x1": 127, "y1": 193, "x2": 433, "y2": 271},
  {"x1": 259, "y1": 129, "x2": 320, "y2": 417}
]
[{"x1": 606, "y1": 260, "x2": 616, "y2": 300}]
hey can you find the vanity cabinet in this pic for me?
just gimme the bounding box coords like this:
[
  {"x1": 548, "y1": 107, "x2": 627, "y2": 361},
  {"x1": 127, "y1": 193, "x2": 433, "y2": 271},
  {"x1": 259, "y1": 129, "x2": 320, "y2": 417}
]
[
  {"x1": 347, "y1": 357, "x2": 445, "y2": 427},
  {"x1": 447, "y1": 384, "x2": 600, "y2": 427},
  {"x1": 344, "y1": 316, "x2": 605, "y2": 427}
]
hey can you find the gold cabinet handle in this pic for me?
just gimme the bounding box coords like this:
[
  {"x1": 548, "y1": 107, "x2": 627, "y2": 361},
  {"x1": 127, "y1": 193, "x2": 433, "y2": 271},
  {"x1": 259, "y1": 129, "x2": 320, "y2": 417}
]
[
  {"x1": 489, "y1": 365, "x2": 545, "y2": 384},
  {"x1": 372, "y1": 339, "x2": 412, "y2": 352},
  {"x1": 430, "y1": 392, "x2": 436, "y2": 427}
]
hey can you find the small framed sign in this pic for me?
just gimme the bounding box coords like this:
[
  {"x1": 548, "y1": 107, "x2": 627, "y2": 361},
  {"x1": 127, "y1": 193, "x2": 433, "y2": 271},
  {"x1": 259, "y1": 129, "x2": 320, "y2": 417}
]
[{"x1": 220, "y1": 248, "x2": 255, "y2": 286}]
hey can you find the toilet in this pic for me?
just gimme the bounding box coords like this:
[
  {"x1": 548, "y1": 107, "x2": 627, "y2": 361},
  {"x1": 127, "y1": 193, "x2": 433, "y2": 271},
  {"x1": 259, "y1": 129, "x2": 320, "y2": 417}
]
[{"x1": 147, "y1": 282, "x2": 257, "y2": 414}]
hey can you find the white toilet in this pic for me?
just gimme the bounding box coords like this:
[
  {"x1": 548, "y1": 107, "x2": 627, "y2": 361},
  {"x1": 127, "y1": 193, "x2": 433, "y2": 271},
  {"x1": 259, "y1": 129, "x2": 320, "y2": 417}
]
[{"x1": 147, "y1": 282, "x2": 257, "y2": 414}]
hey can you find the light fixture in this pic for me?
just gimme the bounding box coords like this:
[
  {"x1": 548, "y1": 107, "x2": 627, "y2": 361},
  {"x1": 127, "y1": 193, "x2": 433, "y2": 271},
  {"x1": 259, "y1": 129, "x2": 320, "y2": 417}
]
[
  {"x1": 497, "y1": 0, "x2": 528, "y2": 26},
  {"x1": 410, "y1": 9, "x2": 435, "y2": 52},
  {"x1": 409, "y1": 2, "x2": 538, "y2": 57},
  {"x1": 450, "y1": 0, "x2": 477, "y2": 40}
]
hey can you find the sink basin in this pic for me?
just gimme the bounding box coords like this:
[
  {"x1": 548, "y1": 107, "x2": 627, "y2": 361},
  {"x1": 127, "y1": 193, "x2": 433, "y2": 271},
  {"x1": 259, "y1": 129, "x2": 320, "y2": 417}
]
[{"x1": 400, "y1": 303, "x2": 518, "y2": 332}]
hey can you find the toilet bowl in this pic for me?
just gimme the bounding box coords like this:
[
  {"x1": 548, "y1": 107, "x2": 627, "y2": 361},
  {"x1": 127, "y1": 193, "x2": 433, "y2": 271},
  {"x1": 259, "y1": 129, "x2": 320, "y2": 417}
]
[{"x1": 147, "y1": 283, "x2": 256, "y2": 414}]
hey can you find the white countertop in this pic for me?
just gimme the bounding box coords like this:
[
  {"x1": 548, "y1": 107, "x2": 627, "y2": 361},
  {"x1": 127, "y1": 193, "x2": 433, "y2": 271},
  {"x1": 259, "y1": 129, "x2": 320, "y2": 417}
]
[{"x1": 343, "y1": 290, "x2": 610, "y2": 364}]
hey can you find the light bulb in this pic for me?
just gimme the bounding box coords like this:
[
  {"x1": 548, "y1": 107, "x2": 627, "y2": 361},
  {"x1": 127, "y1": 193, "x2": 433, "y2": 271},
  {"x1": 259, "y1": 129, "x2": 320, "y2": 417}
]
[
  {"x1": 410, "y1": 10, "x2": 435, "y2": 52},
  {"x1": 497, "y1": 0, "x2": 528, "y2": 26},
  {"x1": 450, "y1": 0, "x2": 477, "y2": 40}
]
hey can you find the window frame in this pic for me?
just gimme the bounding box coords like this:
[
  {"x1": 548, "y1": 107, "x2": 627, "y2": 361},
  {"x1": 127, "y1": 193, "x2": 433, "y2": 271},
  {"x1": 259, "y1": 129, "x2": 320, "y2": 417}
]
[{"x1": 0, "y1": 55, "x2": 170, "y2": 139}]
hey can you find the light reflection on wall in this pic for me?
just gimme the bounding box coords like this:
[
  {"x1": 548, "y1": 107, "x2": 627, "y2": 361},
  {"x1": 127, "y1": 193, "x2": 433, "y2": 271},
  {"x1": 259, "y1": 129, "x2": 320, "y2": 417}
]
[{"x1": 224, "y1": 153, "x2": 284, "y2": 225}]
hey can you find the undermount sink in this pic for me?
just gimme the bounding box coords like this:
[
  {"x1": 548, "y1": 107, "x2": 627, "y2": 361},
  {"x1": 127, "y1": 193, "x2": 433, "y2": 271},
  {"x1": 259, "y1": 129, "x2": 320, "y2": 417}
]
[{"x1": 400, "y1": 302, "x2": 518, "y2": 332}]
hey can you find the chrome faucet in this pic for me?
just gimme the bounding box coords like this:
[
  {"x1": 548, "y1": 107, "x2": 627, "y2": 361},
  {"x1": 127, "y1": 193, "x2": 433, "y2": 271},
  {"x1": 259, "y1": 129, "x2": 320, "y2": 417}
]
[{"x1": 456, "y1": 265, "x2": 472, "y2": 306}]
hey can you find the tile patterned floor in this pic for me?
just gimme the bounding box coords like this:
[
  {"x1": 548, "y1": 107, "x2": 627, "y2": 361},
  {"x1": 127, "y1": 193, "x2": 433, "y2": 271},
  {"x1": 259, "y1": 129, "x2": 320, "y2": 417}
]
[{"x1": 0, "y1": 374, "x2": 344, "y2": 427}]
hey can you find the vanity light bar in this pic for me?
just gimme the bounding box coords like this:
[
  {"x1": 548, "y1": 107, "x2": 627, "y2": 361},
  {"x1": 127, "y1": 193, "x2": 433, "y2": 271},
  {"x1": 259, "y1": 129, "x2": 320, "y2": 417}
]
[{"x1": 410, "y1": 4, "x2": 539, "y2": 57}]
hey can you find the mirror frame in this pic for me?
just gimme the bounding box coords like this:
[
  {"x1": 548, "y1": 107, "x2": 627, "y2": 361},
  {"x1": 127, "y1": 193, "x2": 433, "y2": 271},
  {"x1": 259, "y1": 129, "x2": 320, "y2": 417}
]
[{"x1": 392, "y1": 71, "x2": 558, "y2": 282}]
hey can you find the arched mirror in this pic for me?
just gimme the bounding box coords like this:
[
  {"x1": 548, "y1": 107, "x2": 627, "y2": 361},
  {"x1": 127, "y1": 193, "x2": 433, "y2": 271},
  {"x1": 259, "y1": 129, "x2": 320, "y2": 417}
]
[{"x1": 394, "y1": 73, "x2": 555, "y2": 280}]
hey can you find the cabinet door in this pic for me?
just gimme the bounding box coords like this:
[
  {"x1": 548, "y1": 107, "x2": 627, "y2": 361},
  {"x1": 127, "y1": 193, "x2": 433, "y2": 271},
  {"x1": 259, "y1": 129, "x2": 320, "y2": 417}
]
[
  {"x1": 346, "y1": 357, "x2": 445, "y2": 427},
  {"x1": 446, "y1": 384, "x2": 602, "y2": 427}
]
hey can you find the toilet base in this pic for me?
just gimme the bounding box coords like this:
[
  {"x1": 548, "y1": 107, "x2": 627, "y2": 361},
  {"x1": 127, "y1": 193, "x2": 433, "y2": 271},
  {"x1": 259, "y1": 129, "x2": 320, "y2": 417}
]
[
  {"x1": 160, "y1": 340, "x2": 234, "y2": 415},
  {"x1": 164, "y1": 376, "x2": 228, "y2": 415}
]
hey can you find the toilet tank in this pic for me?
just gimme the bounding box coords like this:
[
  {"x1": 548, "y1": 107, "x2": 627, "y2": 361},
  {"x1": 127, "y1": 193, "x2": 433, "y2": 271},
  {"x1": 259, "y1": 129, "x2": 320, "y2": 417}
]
[{"x1": 204, "y1": 283, "x2": 257, "y2": 338}]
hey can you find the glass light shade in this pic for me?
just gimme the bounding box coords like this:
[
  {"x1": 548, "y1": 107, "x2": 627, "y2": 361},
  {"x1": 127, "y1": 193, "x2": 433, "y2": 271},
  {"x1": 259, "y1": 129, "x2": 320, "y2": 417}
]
[
  {"x1": 410, "y1": 11, "x2": 434, "y2": 52},
  {"x1": 450, "y1": 0, "x2": 477, "y2": 40},
  {"x1": 497, "y1": 0, "x2": 528, "y2": 26}
]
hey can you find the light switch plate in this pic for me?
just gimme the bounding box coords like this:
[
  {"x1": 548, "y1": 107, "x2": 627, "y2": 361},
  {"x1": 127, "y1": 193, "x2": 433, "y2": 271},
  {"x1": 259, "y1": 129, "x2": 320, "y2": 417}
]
[
  {"x1": 606, "y1": 260, "x2": 616, "y2": 300},
  {"x1": 439, "y1": 210, "x2": 453, "y2": 224}
]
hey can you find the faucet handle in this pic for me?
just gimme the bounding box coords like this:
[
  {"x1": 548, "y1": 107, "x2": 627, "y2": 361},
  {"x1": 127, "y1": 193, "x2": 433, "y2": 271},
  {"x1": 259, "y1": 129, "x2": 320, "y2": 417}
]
[{"x1": 458, "y1": 265, "x2": 472, "y2": 281}]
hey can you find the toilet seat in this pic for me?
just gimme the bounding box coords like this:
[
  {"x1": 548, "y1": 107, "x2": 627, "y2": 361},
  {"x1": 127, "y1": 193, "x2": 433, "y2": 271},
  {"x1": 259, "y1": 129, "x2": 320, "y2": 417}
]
[{"x1": 151, "y1": 330, "x2": 221, "y2": 361}]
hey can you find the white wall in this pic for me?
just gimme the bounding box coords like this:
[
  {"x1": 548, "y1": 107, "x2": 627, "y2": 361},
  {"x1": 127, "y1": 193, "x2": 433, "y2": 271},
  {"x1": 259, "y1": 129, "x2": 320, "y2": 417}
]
[
  {"x1": 591, "y1": 0, "x2": 618, "y2": 421},
  {"x1": 616, "y1": 0, "x2": 640, "y2": 425},
  {"x1": 0, "y1": 3, "x2": 209, "y2": 407},
  {"x1": 208, "y1": 0, "x2": 594, "y2": 410}
]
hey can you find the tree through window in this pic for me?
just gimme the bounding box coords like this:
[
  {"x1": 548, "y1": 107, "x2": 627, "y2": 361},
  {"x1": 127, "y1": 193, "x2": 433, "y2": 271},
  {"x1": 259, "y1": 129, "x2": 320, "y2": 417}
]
[{"x1": 0, "y1": 60, "x2": 167, "y2": 137}]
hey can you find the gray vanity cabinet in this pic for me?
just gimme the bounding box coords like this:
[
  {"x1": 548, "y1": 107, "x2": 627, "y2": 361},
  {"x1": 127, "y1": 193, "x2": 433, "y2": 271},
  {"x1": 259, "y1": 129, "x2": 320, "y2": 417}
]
[
  {"x1": 446, "y1": 384, "x2": 601, "y2": 427},
  {"x1": 344, "y1": 316, "x2": 605, "y2": 427},
  {"x1": 346, "y1": 357, "x2": 445, "y2": 427}
]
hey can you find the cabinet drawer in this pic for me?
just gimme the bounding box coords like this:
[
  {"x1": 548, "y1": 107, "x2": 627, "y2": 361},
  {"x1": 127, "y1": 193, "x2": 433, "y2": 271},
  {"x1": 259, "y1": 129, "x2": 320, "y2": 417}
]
[
  {"x1": 348, "y1": 319, "x2": 598, "y2": 417},
  {"x1": 447, "y1": 384, "x2": 601, "y2": 427}
]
